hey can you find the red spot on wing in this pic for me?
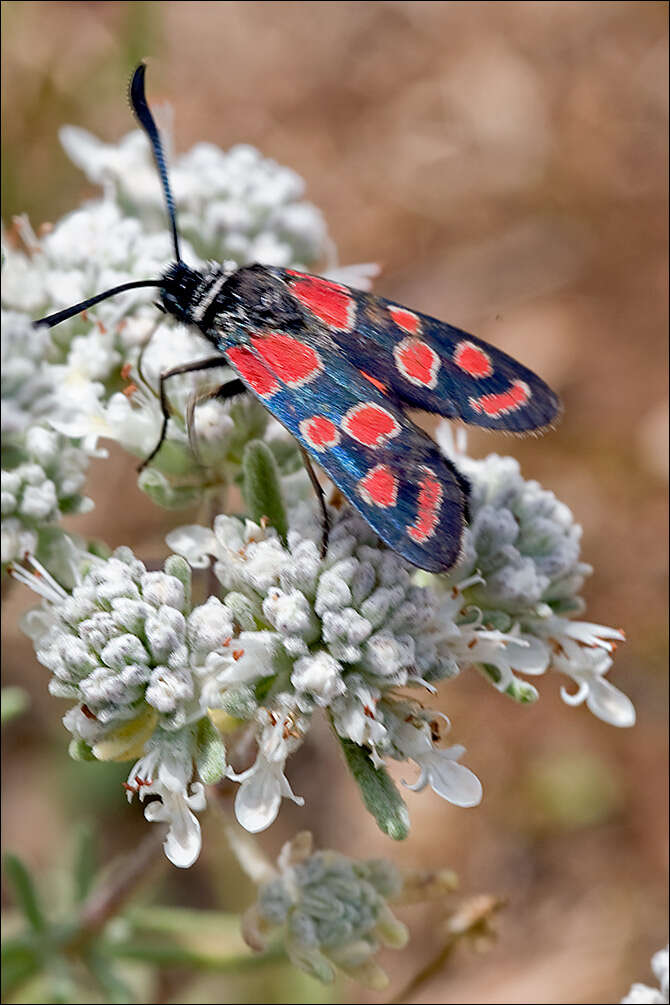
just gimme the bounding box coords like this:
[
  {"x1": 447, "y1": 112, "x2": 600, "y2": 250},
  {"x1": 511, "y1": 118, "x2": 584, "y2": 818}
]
[
  {"x1": 394, "y1": 337, "x2": 440, "y2": 389},
  {"x1": 250, "y1": 332, "x2": 323, "y2": 388},
  {"x1": 358, "y1": 464, "x2": 398, "y2": 508},
  {"x1": 226, "y1": 346, "x2": 280, "y2": 398},
  {"x1": 342, "y1": 402, "x2": 401, "y2": 448},
  {"x1": 286, "y1": 272, "x2": 355, "y2": 331},
  {"x1": 360, "y1": 369, "x2": 388, "y2": 394},
  {"x1": 389, "y1": 305, "x2": 421, "y2": 335},
  {"x1": 453, "y1": 340, "x2": 493, "y2": 378},
  {"x1": 407, "y1": 468, "x2": 443, "y2": 543},
  {"x1": 469, "y1": 379, "x2": 531, "y2": 417},
  {"x1": 299, "y1": 415, "x2": 340, "y2": 452}
]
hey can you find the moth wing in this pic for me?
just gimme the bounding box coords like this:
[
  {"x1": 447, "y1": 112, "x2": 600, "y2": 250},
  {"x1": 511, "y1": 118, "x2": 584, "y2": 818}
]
[
  {"x1": 277, "y1": 269, "x2": 561, "y2": 433},
  {"x1": 222, "y1": 326, "x2": 468, "y2": 572}
]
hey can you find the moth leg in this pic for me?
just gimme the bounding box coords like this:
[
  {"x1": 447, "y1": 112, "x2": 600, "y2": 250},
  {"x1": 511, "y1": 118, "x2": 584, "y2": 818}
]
[
  {"x1": 299, "y1": 446, "x2": 330, "y2": 559},
  {"x1": 138, "y1": 355, "x2": 229, "y2": 472},
  {"x1": 185, "y1": 378, "x2": 247, "y2": 462},
  {"x1": 452, "y1": 466, "x2": 472, "y2": 524}
]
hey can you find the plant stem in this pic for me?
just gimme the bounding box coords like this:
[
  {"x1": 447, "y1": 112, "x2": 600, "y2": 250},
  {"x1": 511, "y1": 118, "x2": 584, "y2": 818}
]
[
  {"x1": 388, "y1": 894, "x2": 503, "y2": 1005},
  {"x1": 210, "y1": 790, "x2": 276, "y2": 885},
  {"x1": 66, "y1": 828, "x2": 166, "y2": 952}
]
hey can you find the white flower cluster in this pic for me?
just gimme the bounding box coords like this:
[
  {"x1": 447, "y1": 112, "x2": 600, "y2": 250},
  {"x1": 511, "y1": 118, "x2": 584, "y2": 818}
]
[
  {"x1": 1, "y1": 311, "x2": 57, "y2": 437},
  {"x1": 12, "y1": 428, "x2": 635, "y2": 868},
  {"x1": 15, "y1": 547, "x2": 261, "y2": 867},
  {"x1": 2, "y1": 204, "x2": 170, "y2": 337},
  {"x1": 1, "y1": 310, "x2": 93, "y2": 569},
  {"x1": 1, "y1": 426, "x2": 92, "y2": 565},
  {"x1": 622, "y1": 947, "x2": 669, "y2": 1005},
  {"x1": 168, "y1": 505, "x2": 484, "y2": 835},
  {"x1": 438, "y1": 425, "x2": 635, "y2": 727},
  {"x1": 60, "y1": 126, "x2": 330, "y2": 267},
  {"x1": 244, "y1": 832, "x2": 407, "y2": 989}
]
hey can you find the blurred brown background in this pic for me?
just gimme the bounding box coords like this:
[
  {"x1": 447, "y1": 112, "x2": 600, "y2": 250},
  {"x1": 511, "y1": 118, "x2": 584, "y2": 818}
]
[{"x1": 2, "y1": 3, "x2": 668, "y2": 1003}]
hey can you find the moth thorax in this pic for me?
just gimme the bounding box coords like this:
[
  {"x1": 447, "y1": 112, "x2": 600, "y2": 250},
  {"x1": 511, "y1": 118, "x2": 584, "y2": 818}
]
[
  {"x1": 189, "y1": 268, "x2": 232, "y2": 325},
  {"x1": 160, "y1": 262, "x2": 235, "y2": 328}
]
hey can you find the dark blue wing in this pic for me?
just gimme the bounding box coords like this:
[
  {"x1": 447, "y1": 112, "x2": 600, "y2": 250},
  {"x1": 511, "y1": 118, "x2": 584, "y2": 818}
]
[
  {"x1": 275, "y1": 269, "x2": 561, "y2": 433},
  {"x1": 218, "y1": 325, "x2": 468, "y2": 573}
]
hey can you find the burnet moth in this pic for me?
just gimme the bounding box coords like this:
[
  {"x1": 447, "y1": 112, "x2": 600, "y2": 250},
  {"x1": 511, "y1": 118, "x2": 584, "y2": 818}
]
[{"x1": 35, "y1": 64, "x2": 561, "y2": 573}]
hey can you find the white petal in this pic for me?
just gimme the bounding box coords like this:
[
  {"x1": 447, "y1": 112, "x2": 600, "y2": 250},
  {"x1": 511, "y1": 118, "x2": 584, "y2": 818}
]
[
  {"x1": 217, "y1": 632, "x2": 278, "y2": 684},
  {"x1": 402, "y1": 764, "x2": 429, "y2": 793},
  {"x1": 506, "y1": 635, "x2": 550, "y2": 675},
  {"x1": 277, "y1": 772, "x2": 305, "y2": 807},
  {"x1": 186, "y1": 781, "x2": 207, "y2": 812},
  {"x1": 586, "y1": 677, "x2": 636, "y2": 728},
  {"x1": 562, "y1": 620, "x2": 626, "y2": 650},
  {"x1": 560, "y1": 681, "x2": 589, "y2": 707},
  {"x1": 155, "y1": 750, "x2": 193, "y2": 793},
  {"x1": 427, "y1": 753, "x2": 483, "y2": 807},
  {"x1": 165, "y1": 525, "x2": 217, "y2": 568},
  {"x1": 291, "y1": 651, "x2": 345, "y2": 705},
  {"x1": 235, "y1": 765, "x2": 282, "y2": 833},
  {"x1": 144, "y1": 792, "x2": 203, "y2": 868}
]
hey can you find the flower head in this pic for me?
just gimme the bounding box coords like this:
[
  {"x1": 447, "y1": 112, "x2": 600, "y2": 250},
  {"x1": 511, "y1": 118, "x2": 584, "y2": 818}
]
[
  {"x1": 1, "y1": 310, "x2": 94, "y2": 571},
  {"x1": 168, "y1": 504, "x2": 482, "y2": 831},
  {"x1": 438, "y1": 425, "x2": 635, "y2": 724},
  {"x1": 59, "y1": 126, "x2": 330, "y2": 268},
  {"x1": 15, "y1": 546, "x2": 264, "y2": 866},
  {"x1": 244, "y1": 832, "x2": 407, "y2": 988},
  {"x1": 1, "y1": 311, "x2": 58, "y2": 439}
]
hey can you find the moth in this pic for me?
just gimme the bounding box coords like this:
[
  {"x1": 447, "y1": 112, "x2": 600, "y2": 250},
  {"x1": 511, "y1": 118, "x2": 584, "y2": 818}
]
[{"x1": 36, "y1": 64, "x2": 561, "y2": 573}]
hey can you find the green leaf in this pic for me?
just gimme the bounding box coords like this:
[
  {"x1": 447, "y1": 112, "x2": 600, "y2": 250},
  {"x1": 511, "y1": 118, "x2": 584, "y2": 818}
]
[
  {"x1": 242, "y1": 440, "x2": 288, "y2": 544},
  {"x1": 4, "y1": 854, "x2": 47, "y2": 932},
  {"x1": 85, "y1": 949, "x2": 136, "y2": 1004},
  {"x1": 1, "y1": 938, "x2": 42, "y2": 997},
  {"x1": 337, "y1": 737, "x2": 410, "y2": 841},
  {"x1": 1, "y1": 686, "x2": 29, "y2": 725},
  {"x1": 194, "y1": 717, "x2": 227, "y2": 784}
]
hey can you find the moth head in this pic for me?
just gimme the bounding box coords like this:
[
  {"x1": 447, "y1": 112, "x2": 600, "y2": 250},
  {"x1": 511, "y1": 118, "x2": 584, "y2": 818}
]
[{"x1": 159, "y1": 262, "x2": 204, "y2": 324}]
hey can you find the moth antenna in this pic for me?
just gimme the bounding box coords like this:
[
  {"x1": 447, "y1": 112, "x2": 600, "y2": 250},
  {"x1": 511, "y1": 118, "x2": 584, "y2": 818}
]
[
  {"x1": 129, "y1": 63, "x2": 182, "y2": 264},
  {"x1": 34, "y1": 66, "x2": 182, "y2": 331},
  {"x1": 34, "y1": 279, "x2": 164, "y2": 329}
]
